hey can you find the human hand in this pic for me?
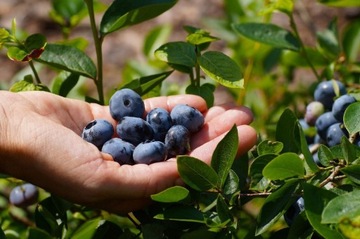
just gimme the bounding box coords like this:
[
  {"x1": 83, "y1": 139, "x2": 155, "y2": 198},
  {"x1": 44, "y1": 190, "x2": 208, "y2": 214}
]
[{"x1": 0, "y1": 91, "x2": 257, "y2": 213}]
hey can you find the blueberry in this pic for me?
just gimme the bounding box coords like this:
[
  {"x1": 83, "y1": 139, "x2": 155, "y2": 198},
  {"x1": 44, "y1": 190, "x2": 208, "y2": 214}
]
[
  {"x1": 314, "y1": 80, "x2": 346, "y2": 110},
  {"x1": 9, "y1": 183, "x2": 39, "y2": 207},
  {"x1": 331, "y1": 94, "x2": 356, "y2": 122},
  {"x1": 109, "y1": 88, "x2": 145, "y2": 121},
  {"x1": 133, "y1": 141, "x2": 167, "y2": 164},
  {"x1": 170, "y1": 104, "x2": 204, "y2": 133},
  {"x1": 102, "y1": 138, "x2": 135, "y2": 165},
  {"x1": 116, "y1": 116, "x2": 154, "y2": 145},
  {"x1": 146, "y1": 108, "x2": 172, "y2": 141},
  {"x1": 326, "y1": 123, "x2": 347, "y2": 147},
  {"x1": 82, "y1": 119, "x2": 114, "y2": 149},
  {"x1": 315, "y1": 112, "x2": 339, "y2": 140},
  {"x1": 304, "y1": 101, "x2": 324, "y2": 126},
  {"x1": 284, "y1": 197, "x2": 305, "y2": 226},
  {"x1": 165, "y1": 125, "x2": 191, "y2": 158}
]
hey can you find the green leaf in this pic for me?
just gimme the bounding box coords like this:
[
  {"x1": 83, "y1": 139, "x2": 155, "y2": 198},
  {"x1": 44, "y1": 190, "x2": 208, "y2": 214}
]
[
  {"x1": 199, "y1": 51, "x2": 244, "y2": 88},
  {"x1": 186, "y1": 83, "x2": 215, "y2": 108},
  {"x1": 296, "y1": 120, "x2": 319, "y2": 172},
  {"x1": 263, "y1": 152, "x2": 304, "y2": 180},
  {"x1": 257, "y1": 140, "x2": 283, "y2": 155},
  {"x1": 303, "y1": 183, "x2": 343, "y2": 239},
  {"x1": 216, "y1": 195, "x2": 232, "y2": 223},
  {"x1": 322, "y1": 190, "x2": 360, "y2": 224},
  {"x1": 37, "y1": 44, "x2": 97, "y2": 79},
  {"x1": 154, "y1": 205, "x2": 205, "y2": 223},
  {"x1": 344, "y1": 101, "x2": 360, "y2": 135},
  {"x1": 211, "y1": 125, "x2": 238, "y2": 188},
  {"x1": 342, "y1": 20, "x2": 360, "y2": 63},
  {"x1": 233, "y1": 23, "x2": 300, "y2": 51},
  {"x1": 259, "y1": 0, "x2": 294, "y2": 15},
  {"x1": 155, "y1": 41, "x2": 197, "y2": 67},
  {"x1": 10, "y1": 75, "x2": 50, "y2": 92},
  {"x1": 177, "y1": 156, "x2": 219, "y2": 191},
  {"x1": 52, "y1": 0, "x2": 86, "y2": 20},
  {"x1": 340, "y1": 136, "x2": 358, "y2": 163},
  {"x1": 341, "y1": 165, "x2": 360, "y2": 185},
  {"x1": 316, "y1": 19, "x2": 340, "y2": 59},
  {"x1": 151, "y1": 186, "x2": 189, "y2": 203},
  {"x1": 70, "y1": 218, "x2": 101, "y2": 239},
  {"x1": 100, "y1": 0, "x2": 177, "y2": 35},
  {"x1": 184, "y1": 26, "x2": 220, "y2": 46},
  {"x1": 7, "y1": 34, "x2": 46, "y2": 62},
  {"x1": 276, "y1": 108, "x2": 300, "y2": 153},
  {"x1": 0, "y1": 28, "x2": 11, "y2": 46},
  {"x1": 27, "y1": 228, "x2": 52, "y2": 239},
  {"x1": 143, "y1": 24, "x2": 172, "y2": 58},
  {"x1": 318, "y1": 144, "x2": 334, "y2": 167},
  {"x1": 318, "y1": 0, "x2": 360, "y2": 7},
  {"x1": 249, "y1": 154, "x2": 276, "y2": 190},
  {"x1": 255, "y1": 179, "x2": 299, "y2": 235},
  {"x1": 52, "y1": 72, "x2": 80, "y2": 97},
  {"x1": 281, "y1": 48, "x2": 329, "y2": 67},
  {"x1": 223, "y1": 169, "x2": 240, "y2": 195},
  {"x1": 121, "y1": 70, "x2": 173, "y2": 96}
]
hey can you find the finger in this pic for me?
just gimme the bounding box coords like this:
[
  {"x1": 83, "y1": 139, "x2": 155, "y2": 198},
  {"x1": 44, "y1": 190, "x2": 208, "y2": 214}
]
[
  {"x1": 191, "y1": 106, "x2": 254, "y2": 148},
  {"x1": 144, "y1": 95, "x2": 207, "y2": 113},
  {"x1": 190, "y1": 125, "x2": 257, "y2": 164}
]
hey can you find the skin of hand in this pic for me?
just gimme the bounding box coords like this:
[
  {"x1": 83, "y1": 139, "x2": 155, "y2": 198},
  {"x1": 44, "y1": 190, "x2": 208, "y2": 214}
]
[{"x1": 0, "y1": 90, "x2": 257, "y2": 214}]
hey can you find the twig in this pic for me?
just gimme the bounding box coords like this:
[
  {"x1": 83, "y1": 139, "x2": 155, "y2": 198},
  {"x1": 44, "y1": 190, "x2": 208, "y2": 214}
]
[{"x1": 319, "y1": 166, "x2": 341, "y2": 188}]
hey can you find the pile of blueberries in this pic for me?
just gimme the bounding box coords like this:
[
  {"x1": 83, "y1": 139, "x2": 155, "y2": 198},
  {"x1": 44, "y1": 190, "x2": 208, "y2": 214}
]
[
  {"x1": 301, "y1": 79, "x2": 357, "y2": 148},
  {"x1": 81, "y1": 88, "x2": 204, "y2": 165}
]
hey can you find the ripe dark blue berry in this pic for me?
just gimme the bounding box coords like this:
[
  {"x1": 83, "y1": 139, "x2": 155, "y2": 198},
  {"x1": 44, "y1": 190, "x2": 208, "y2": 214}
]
[
  {"x1": 102, "y1": 138, "x2": 135, "y2": 165},
  {"x1": 109, "y1": 88, "x2": 145, "y2": 121},
  {"x1": 165, "y1": 125, "x2": 191, "y2": 158},
  {"x1": 146, "y1": 108, "x2": 173, "y2": 141},
  {"x1": 315, "y1": 112, "x2": 339, "y2": 140},
  {"x1": 82, "y1": 119, "x2": 114, "y2": 149},
  {"x1": 133, "y1": 141, "x2": 167, "y2": 164},
  {"x1": 314, "y1": 80, "x2": 346, "y2": 110},
  {"x1": 326, "y1": 123, "x2": 347, "y2": 147},
  {"x1": 116, "y1": 116, "x2": 154, "y2": 146},
  {"x1": 170, "y1": 104, "x2": 204, "y2": 133},
  {"x1": 9, "y1": 183, "x2": 39, "y2": 207},
  {"x1": 284, "y1": 197, "x2": 305, "y2": 226},
  {"x1": 331, "y1": 94, "x2": 356, "y2": 122}
]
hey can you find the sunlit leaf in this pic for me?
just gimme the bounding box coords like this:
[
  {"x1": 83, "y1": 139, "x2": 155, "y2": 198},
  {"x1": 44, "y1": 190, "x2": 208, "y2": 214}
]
[
  {"x1": 199, "y1": 51, "x2": 244, "y2": 88},
  {"x1": 344, "y1": 102, "x2": 360, "y2": 135},
  {"x1": 322, "y1": 190, "x2": 360, "y2": 224},
  {"x1": 151, "y1": 186, "x2": 189, "y2": 203}
]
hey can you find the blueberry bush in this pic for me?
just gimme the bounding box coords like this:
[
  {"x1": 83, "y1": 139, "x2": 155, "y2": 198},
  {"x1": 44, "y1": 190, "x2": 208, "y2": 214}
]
[{"x1": 1, "y1": 0, "x2": 360, "y2": 238}]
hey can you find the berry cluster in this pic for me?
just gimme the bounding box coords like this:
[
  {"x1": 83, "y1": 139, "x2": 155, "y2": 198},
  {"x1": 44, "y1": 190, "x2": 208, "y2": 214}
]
[
  {"x1": 301, "y1": 80, "x2": 357, "y2": 148},
  {"x1": 82, "y1": 89, "x2": 204, "y2": 165}
]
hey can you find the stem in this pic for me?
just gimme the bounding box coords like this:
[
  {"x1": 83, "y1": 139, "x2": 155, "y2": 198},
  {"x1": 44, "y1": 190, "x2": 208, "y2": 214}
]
[
  {"x1": 28, "y1": 60, "x2": 41, "y2": 84},
  {"x1": 289, "y1": 13, "x2": 321, "y2": 81},
  {"x1": 194, "y1": 46, "x2": 201, "y2": 87},
  {"x1": 84, "y1": 0, "x2": 104, "y2": 105},
  {"x1": 319, "y1": 166, "x2": 341, "y2": 188}
]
